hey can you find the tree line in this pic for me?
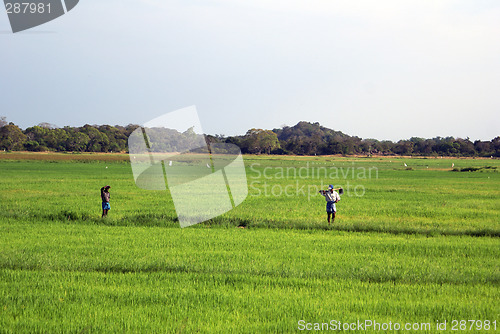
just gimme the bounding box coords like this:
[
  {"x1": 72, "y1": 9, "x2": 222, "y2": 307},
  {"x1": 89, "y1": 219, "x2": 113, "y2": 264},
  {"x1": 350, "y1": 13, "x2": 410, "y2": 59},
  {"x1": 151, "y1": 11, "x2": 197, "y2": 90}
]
[
  {"x1": 222, "y1": 122, "x2": 499, "y2": 157},
  {"x1": 0, "y1": 117, "x2": 137, "y2": 153},
  {"x1": 1, "y1": 117, "x2": 498, "y2": 157}
]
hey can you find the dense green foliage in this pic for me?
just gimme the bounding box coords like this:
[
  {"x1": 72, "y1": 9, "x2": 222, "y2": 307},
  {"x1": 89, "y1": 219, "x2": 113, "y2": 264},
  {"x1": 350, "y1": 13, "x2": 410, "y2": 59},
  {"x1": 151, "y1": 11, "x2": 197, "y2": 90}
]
[
  {"x1": 230, "y1": 122, "x2": 500, "y2": 157},
  {"x1": 0, "y1": 117, "x2": 137, "y2": 153},
  {"x1": 0, "y1": 154, "x2": 498, "y2": 332},
  {"x1": 1, "y1": 117, "x2": 499, "y2": 156}
]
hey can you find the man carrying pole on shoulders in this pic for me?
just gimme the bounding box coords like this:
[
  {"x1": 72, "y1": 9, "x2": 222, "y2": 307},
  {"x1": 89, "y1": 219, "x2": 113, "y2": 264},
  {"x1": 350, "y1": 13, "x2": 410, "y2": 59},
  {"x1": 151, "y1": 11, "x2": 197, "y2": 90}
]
[{"x1": 319, "y1": 185, "x2": 342, "y2": 224}]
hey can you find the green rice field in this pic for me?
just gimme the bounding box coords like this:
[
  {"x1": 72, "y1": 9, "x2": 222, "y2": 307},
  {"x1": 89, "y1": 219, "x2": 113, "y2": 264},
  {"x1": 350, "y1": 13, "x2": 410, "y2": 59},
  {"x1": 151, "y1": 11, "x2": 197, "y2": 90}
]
[{"x1": 0, "y1": 152, "x2": 499, "y2": 333}]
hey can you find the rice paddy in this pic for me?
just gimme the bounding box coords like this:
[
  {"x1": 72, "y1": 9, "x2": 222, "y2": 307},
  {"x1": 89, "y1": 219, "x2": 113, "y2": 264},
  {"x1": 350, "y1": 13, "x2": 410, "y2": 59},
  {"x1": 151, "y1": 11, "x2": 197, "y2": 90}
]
[{"x1": 0, "y1": 153, "x2": 498, "y2": 333}]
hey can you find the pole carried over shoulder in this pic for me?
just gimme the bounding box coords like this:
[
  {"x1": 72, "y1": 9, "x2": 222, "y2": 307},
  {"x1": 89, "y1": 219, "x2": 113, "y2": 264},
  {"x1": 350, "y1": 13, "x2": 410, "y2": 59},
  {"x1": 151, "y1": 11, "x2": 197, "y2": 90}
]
[{"x1": 319, "y1": 187, "x2": 344, "y2": 195}]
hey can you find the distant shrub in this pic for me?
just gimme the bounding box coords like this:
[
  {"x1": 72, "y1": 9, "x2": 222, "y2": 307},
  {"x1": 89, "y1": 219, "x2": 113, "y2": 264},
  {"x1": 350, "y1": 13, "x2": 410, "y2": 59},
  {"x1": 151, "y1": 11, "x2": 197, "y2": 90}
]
[
  {"x1": 461, "y1": 167, "x2": 480, "y2": 172},
  {"x1": 451, "y1": 166, "x2": 498, "y2": 172},
  {"x1": 34, "y1": 145, "x2": 49, "y2": 152},
  {"x1": 270, "y1": 147, "x2": 291, "y2": 155}
]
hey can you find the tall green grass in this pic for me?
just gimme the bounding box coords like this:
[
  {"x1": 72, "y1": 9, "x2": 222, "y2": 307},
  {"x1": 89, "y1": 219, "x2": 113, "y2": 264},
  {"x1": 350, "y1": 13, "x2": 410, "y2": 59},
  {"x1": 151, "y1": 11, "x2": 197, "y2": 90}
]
[
  {"x1": 0, "y1": 157, "x2": 498, "y2": 235},
  {"x1": 0, "y1": 154, "x2": 499, "y2": 332},
  {"x1": 1, "y1": 221, "x2": 498, "y2": 333}
]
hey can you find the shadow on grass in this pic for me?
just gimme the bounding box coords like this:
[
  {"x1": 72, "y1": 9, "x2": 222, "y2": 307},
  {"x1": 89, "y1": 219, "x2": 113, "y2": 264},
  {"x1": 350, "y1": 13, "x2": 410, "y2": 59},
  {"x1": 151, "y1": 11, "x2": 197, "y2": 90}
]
[
  {"x1": 5, "y1": 259, "x2": 498, "y2": 286},
  {"x1": 5, "y1": 210, "x2": 499, "y2": 238},
  {"x1": 334, "y1": 222, "x2": 500, "y2": 238}
]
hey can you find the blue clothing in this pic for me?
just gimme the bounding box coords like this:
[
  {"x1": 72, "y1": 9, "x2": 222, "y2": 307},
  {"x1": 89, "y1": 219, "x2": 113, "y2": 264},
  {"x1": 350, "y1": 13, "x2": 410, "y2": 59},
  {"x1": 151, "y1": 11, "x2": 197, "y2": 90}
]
[
  {"x1": 326, "y1": 201, "x2": 336, "y2": 213},
  {"x1": 102, "y1": 202, "x2": 111, "y2": 210}
]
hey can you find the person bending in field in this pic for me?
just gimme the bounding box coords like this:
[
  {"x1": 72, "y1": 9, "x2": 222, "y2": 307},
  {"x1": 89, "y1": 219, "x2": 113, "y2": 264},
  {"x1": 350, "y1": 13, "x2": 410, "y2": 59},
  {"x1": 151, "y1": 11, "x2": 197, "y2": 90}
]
[
  {"x1": 101, "y1": 185, "x2": 111, "y2": 217},
  {"x1": 319, "y1": 185, "x2": 340, "y2": 224}
]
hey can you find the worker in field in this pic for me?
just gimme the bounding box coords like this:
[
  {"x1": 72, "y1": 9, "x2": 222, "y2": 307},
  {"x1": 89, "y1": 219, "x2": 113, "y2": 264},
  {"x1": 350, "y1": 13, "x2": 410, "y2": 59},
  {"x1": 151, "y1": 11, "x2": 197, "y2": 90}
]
[
  {"x1": 319, "y1": 185, "x2": 341, "y2": 224},
  {"x1": 101, "y1": 185, "x2": 111, "y2": 217}
]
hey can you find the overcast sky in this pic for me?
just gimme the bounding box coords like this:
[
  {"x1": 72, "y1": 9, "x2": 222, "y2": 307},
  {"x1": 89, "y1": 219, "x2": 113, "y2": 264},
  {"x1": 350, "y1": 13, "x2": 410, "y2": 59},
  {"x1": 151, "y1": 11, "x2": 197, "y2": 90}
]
[{"x1": 1, "y1": 0, "x2": 499, "y2": 141}]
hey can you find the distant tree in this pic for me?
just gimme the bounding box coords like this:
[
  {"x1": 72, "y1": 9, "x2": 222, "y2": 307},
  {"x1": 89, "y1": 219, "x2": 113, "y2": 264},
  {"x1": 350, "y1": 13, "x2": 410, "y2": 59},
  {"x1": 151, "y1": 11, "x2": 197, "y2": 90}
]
[
  {"x1": 274, "y1": 121, "x2": 350, "y2": 155},
  {"x1": 0, "y1": 124, "x2": 27, "y2": 150},
  {"x1": 47, "y1": 129, "x2": 69, "y2": 151},
  {"x1": 492, "y1": 137, "x2": 500, "y2": 157},
  {"x1": 225, "y1": 136, "x2": 244, "y2": 149},
  {"x1": 455, "y1": 138, "x2": 475, "y2": 156},
  {"x1": 359, "y1": 139, "x2": 374, "y2": 154},
  {"x1": 322, "y1": 138, "x2": 344, "y2": 155},
  {"x1": 66, "y1": 131, "x2": 90, "y2": 152},
  {"x1": 374, "y1": 141, "x2": 393, "y2": 155},
  {"x1": 98, "y1": 125, "x2": 131, "y2": 152},
  {"x1": 474, "y1": 140, "x2": 492, "y2": 157},
  {"x1": 23, "y1": 126, "x2": 69, "y2": 151},
  {"x1": 243, "y1": 129, "x2": 280, "y2": 154},
  {"x1": 24, "y1": 140, "x2": 40, "y2": 151},
  {"x1": 410, "y1": 137, "x2": 434, "y2": 155},
  {"x1": 81, "y1": 125, "x2": 109, "y2": 152},
  {"x1": 393, "y1": 140, "x2": 414, "y2": 155},
  {"x1": 433, "y1": 137, "x2": 458, "y2": 156},
  {"x1": 0, "y1": 116, "x2": 7, "y2": 128}
]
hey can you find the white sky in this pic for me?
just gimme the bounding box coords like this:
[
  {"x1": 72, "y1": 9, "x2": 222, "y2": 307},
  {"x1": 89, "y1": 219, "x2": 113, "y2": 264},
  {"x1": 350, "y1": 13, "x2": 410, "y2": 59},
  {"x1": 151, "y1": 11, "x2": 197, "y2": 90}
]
[{"x1": 1, "y1": 0, "x2": 499, "y2": 141}]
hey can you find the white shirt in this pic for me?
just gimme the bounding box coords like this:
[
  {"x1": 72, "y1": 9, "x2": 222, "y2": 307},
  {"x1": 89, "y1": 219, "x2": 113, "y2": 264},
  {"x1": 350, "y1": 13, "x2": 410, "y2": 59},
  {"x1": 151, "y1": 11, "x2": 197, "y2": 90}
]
[{"x1": 322, "y1": 190, "x2": 340, "y2": 202}]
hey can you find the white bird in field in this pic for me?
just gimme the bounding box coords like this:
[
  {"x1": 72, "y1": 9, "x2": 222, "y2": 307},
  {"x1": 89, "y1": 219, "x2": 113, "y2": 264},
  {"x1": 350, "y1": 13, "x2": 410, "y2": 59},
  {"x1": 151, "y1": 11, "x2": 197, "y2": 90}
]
[
  {"x1": 404, "y1": 163, "x2": 407, "y2": 167},
  {"x1": 105, "y1": 166, "x2": 108, "y2": 169},
  {"x1": 206, "y1": 163, "x2": 211, "y2": 168},
  {"x1": 168, "y1": 161, "x2": 172, "y2": 166},
  {"x1": 452, "y1": 163, "x2": 454, "y2": 168}
]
